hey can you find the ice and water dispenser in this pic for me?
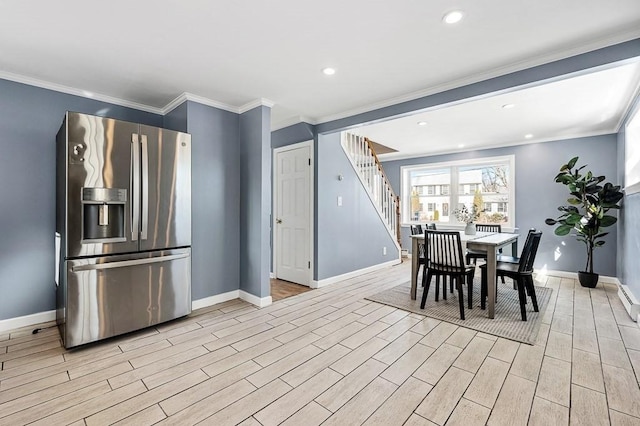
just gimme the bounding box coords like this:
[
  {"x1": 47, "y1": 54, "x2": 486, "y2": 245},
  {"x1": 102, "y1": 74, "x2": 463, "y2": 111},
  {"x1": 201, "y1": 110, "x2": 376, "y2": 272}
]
[{"x1": 81, "y1": 187, "x2": 127, "y2": 242}]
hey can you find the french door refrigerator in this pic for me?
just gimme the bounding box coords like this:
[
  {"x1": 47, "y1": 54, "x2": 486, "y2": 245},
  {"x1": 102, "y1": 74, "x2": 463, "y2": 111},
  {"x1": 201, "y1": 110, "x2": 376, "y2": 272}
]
[{"x1": 56, "y1": 112, "x2": 192, "y2": 348}]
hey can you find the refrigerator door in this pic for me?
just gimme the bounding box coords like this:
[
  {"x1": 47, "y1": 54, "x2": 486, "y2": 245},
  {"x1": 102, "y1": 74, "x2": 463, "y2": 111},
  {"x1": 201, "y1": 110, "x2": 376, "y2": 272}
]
[
  {"x1": 61, "y1": 248, "x2": 191, "y2": 348},
  {"x1": 138, "y1": 125, "x2": 191, "y2": 252},
  {"x1": 64, "y1": 112, "x2": 140, "y2": 257}
]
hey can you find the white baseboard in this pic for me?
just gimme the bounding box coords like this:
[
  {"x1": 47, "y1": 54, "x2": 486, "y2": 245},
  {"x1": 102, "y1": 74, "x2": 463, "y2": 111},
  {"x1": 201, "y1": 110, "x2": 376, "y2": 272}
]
[
  {"x1": 0, "y1": 289, "x2": 272, "y2": 334},
  {"x1": 536, "y1": 269, "x2": 618, "y2": 284},
  {"x1": 312, "y1": 259, "x2": 401, "y2": 289},
  {"x1": 240, "y1": 290, "x2": 272, "y2": 308},
  {"x1": 193, "y1": 289, "x2": 272, "y2": 309},
  {"x1": 192, "y1": 290, "x2": 240, "y2": 311},
  {"x1": 0, "y1": 310, "x2": 56, "y2": 334}
]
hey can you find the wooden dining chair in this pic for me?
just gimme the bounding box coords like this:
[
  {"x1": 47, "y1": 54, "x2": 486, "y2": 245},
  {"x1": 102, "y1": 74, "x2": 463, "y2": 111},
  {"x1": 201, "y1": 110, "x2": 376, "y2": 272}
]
[
  {"x1": 421, "y1": 230, "x2": 475, "y2": 320},
  {"x1": 480, "y1": 230, "x2": 543, "y2": 321},
  {"x1": 465, "y1": 224, "x2": 502, "y2": 264},
  {"x1": 497, "y1": 228, "x2": 537, "y2": 264}
]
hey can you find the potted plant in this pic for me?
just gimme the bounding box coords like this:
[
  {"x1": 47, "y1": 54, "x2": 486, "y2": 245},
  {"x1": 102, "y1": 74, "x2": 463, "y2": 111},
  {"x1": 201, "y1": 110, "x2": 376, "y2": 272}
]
[
  {"x1": 454, "y1": 204, "x2": 482, "y2": 235},
  {"x1": 545, "y1": 156, "x2": 623, "y2": 287}
]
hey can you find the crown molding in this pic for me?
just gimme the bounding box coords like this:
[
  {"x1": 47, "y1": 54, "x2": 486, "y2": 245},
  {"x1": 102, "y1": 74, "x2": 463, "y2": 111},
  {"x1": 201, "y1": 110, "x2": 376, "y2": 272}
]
[
  {"x1": 0, "y1": 70, "x2": 164, "y2": 115},
  {"x1": 163, "y1": 93, "x2": 275, "y2": 116},
  {"x1": 0, "y1": 70, "x2": 258, "y2": 118},
  {"x1": 238, "y1": 98, "x2": 275, "y2": 114},
  {"x1": 163, "y1": 92, "x2": 239, "y2": 115},
  {"x1": 315, "y1": 29, "x2": 640, "y2": 126},
  {"x1": 271, "y1": 115, "x2": 318, "y2": 132}
]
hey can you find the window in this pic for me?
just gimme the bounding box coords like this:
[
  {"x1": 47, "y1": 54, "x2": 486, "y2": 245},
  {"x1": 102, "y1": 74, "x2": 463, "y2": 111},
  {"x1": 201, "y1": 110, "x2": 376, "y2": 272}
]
[{"x1": 401, "y1": 155, "x2": 515, "y2": 227}]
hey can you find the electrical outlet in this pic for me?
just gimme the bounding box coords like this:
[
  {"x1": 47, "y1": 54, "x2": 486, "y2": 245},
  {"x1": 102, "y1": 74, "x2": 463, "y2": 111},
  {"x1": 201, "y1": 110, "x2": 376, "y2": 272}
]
[{"x1": 383, "y1": 246, "x2": 387, "y2": 255}]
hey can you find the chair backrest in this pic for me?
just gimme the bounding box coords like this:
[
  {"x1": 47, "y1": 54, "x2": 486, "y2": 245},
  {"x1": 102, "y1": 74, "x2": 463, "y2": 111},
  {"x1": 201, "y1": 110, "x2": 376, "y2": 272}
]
[
  {"x1": 424, "y1": 230, "x2": 466, "y2": 269},
  {"x1": 518, "y1": 231, "x2": 543, "y2": 273},
  {"x1": 410, "y1": 225, "x2": 420, "y2": 235},
  {"x1": 425, "y1": 223, "x2": 437, "y2": 230},
  {"x1": 476, "y1": 224, "x2": 501, "y2": 233}
]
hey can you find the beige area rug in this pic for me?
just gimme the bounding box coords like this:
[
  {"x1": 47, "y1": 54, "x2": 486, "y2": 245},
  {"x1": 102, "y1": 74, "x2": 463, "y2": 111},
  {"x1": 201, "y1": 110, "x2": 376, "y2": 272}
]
[{"x1": 366, "y1": 278, "x2": 552, "y2": 345}]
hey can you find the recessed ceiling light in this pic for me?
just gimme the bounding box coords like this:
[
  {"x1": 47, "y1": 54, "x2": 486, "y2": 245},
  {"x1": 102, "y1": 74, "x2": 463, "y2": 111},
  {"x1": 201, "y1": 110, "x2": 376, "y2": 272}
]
[
  {"x1": 417, "y1": 121, "x2": 427, "y2": 126},
  {"x1": 322, "y1": 67, "x2": 336, "y2": 76},
  {"x1": 502, "y1": 103, "x2": 515, "y2": 109},
  {"x1": 525, "y1": 134, "x2": 533, "y2": 139},
  {"x1": 443, "y1": 10, "x2": 464, "y2": 24},
  {"x1": 458, "y1": 144, "x2": 465, "y2": 148}
]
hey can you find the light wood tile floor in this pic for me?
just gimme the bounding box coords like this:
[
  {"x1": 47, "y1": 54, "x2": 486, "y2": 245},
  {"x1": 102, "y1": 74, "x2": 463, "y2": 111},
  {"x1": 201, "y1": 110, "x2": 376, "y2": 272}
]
[{"x1": 1, "y1": 261, "x2": 640, "y2": 425}]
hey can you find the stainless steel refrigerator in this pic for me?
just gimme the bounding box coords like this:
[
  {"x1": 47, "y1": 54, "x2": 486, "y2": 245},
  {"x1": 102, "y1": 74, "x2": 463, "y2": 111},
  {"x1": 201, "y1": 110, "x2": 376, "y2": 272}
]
[{"x1": 56, "y1": 112, "x2": 192, "y2": 348}]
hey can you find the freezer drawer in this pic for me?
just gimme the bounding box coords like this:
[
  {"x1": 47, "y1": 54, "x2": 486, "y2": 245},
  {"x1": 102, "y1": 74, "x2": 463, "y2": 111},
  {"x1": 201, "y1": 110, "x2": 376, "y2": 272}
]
[{"x1": 59, "y1": 248, "x2": 191, "y2": 348}]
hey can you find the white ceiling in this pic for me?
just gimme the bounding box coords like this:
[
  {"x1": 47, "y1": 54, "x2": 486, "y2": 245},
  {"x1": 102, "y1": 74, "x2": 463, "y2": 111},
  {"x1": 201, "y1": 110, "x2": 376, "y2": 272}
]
[
  {"x1": 1, "y1": 0, "x2": 640, "y2": 141},
  {"x1": 353, "y1": 61, "x2": 640, "y2": 160}
]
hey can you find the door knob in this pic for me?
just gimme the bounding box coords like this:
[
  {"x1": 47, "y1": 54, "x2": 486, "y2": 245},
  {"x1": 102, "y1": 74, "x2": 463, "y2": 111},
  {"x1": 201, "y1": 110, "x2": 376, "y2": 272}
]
[{"x1": 276, "y1": 218, "x2": 282, "y2": 224}]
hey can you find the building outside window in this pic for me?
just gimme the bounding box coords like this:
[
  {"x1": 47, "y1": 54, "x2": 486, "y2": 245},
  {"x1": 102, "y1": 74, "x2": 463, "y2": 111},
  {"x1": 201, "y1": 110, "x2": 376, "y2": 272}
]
[{"x1": 402, "y1": 155, "x2": 514, "y2": 227}]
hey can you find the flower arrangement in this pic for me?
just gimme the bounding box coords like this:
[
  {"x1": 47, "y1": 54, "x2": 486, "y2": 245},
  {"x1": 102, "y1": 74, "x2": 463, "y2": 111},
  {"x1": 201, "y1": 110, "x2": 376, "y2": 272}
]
[{"x1": 453, "y1": 204, "x2": 481, "y2": 224}]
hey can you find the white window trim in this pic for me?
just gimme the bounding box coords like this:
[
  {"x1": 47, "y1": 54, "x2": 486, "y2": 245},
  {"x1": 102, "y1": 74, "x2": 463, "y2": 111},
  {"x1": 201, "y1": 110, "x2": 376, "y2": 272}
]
[{"x1": 400, "y1": 155, "x2": 516, "y2": 230}]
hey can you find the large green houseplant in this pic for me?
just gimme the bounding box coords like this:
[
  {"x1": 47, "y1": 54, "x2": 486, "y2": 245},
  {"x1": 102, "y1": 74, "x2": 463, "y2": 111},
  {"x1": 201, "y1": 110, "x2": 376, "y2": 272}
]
[{"x1": 545, "y1": 157, "x2": 623, "y2": 287}]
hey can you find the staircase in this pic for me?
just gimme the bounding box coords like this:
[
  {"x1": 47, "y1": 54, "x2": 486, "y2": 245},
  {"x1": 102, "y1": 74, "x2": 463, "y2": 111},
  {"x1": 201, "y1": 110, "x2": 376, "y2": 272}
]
[{"x1": 341, "y1": 132, "x2": 401, "y2": 249}]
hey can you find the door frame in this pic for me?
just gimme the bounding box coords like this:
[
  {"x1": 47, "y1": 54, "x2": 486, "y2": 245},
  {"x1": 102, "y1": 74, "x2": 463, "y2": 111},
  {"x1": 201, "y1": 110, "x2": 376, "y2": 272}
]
[{"x1": 272, "y1": 140, "x2": 314, "y2": 287}]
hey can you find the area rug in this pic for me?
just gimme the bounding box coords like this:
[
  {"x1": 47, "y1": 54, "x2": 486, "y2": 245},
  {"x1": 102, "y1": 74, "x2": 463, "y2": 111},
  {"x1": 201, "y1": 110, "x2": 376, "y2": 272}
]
[{"x1": 366, "y1": 278, "x2": 552, "y2": 344}]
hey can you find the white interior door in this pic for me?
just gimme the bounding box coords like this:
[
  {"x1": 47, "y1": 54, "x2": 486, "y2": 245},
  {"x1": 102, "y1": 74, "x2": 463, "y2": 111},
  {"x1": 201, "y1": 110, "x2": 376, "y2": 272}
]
[{"x1": 274, "y1": 142, "x2": 312, "y2": 286}]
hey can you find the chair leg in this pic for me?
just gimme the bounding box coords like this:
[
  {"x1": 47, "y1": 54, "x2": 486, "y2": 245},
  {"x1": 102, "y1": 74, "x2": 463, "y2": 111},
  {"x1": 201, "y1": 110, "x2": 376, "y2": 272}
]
[
  {"x1": 456, "y1": 277, "x2": 465, "y2": 320},
  {"x1": 442, "y1": 276, "x2": 448, "y2": 300},
  {"x1": 480, "y1": 268, "x2": 487, "y2": 310},
  {"x1": 420, "y1": 270, "x2": 433, "y2": 309},
  {"x1": 435, "y1": 275, "x2": 440, "y2": 302},
  {"x1": 466, "y1": 273, "x2": 473, "y2": 309},
  {"x1": 526, "y1": 275, "x2": 539, "y2": 312},
  {"x1": 516, "y1": 277, "x2": 527, "y2": 321}
]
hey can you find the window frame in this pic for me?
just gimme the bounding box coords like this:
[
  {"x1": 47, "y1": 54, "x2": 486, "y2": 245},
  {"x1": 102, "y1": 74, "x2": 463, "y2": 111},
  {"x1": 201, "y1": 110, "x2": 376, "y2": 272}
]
[{"x1": 400, "y1": 155, "x2": 516, "y2": 230}]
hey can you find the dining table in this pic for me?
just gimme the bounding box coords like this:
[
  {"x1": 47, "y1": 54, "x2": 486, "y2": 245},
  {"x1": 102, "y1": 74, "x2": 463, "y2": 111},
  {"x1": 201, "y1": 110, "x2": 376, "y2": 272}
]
[{"x1": 410, "y1": 230, "x2": 519, "y2": 319}]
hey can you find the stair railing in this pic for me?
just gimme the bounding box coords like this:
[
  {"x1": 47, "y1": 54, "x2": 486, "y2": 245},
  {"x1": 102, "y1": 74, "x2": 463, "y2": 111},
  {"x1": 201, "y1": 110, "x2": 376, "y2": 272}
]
[{"x1": 341, "y1": 132, "x2": 401, "y2": 248}]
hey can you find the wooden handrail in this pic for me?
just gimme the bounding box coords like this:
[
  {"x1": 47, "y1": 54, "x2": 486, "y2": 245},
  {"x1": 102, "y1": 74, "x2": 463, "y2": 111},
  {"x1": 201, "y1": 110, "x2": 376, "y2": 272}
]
[
  {"x1": 364, "y1": 137, "x2": 398, "y2": 200},
  {"x1": 364, "y1": 137, "x2": 402, "y2": 248}
]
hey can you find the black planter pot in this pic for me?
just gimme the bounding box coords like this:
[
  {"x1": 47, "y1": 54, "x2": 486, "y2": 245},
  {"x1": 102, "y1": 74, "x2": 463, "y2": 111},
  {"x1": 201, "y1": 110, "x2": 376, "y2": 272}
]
[{"x1": 578, "y1": 271, "x2": 599, "y2": 288}]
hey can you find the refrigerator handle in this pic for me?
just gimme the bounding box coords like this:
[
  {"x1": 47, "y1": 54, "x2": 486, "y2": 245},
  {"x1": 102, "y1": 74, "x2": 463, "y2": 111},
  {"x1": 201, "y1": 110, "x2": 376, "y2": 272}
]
[
  {"x1": 131, "y1": 134, "x2": 140, "y2": 241},
  {"x1": 71, "y1": 252, "x2": 190, "y2": 272},
  {"x1": 141, "y1": 134, "x2": 149, "y2": 240}
]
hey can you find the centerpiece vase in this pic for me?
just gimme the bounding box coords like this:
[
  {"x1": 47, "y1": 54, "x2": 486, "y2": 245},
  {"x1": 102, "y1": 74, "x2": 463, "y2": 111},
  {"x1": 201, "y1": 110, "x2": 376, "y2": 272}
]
[{"x1": 465, "y1": 223, "x2": 476, "y2": 235}]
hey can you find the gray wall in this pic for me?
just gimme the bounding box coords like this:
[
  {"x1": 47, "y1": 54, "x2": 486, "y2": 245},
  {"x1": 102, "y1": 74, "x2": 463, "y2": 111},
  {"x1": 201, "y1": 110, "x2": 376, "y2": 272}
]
[
  {"x1": 617, "y1": 91, "x2": 640, "y2": 298},
  {"x1": 272, "y1": 122, "x2": 315, "y2": 149},
  {"x1": 316, "y1": 132, "x2": 400, "y2": 281},
  {"x1": 163, "y1": 102, "x2": 188, "y2": 132},
  {"x1": 185, "y1": 101, "x2": 241, "y2": 298},
  {"x1": 0, "y1": 78, "x2": 162, "y2": 320},
  {"x1": 240, "y1": 106, "x2": 272, "y2": 298},
  {"x1": 382, "y1": 134, "x2": 619, "y2": 276}
]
